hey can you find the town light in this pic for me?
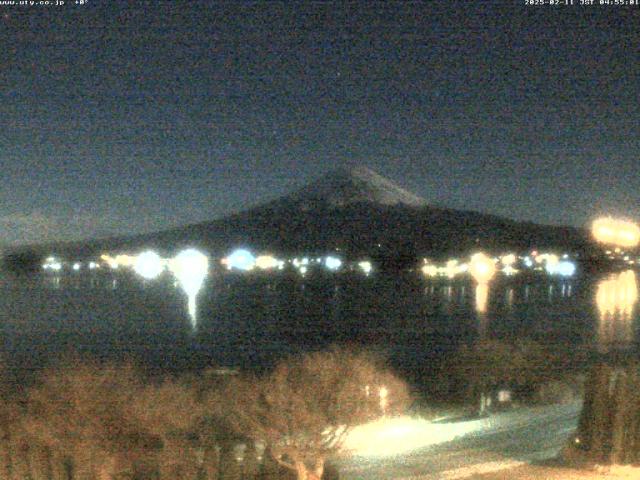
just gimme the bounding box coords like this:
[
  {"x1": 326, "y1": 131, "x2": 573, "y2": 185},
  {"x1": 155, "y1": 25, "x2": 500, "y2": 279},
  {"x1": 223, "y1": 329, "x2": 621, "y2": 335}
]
[
  {"x1": 444, "y1": 259, "x2": 459, "y2": 279},
  {"x1": 593, "y1": 217, "x2": 640, "y2": 248},
  {"x1": 224, "y1": 249, "x2": 256, "y2": 271},
  {"x1": 255, "y1": 255, "x2": 279, "y2": 270},
  {"x1": 421, "y1": 264, "x2": 438, "y2": 277},
  {"x1": 100, "y1": 254, "x2": 119, "y2": 269},
  {"x1": 501, "y1": 254, "x2": 516, "y2": 266},
  {"x1": 115, "y1": 254, "x2": 135, "y2": 267},
  {"x1": 547, "y1": 260, "x2": 576, "y2": 277},
  {"x1": 133, "y1": 250, "x2": 164, "y2": 280},
  {"x1": 502, "y1": 265, "x2": 518, "y2": 276},
  {"x1": 43, "y1": 256, "x2": 62, "y2": 271},
  {"x1": 358, "y1": 261, "x2": 372, "y2": 275},
  {"x1": 468, "y1": 253, "x2": 496, "y2": 284},
  {"x1": 169, "y1": 249, "x2": 209, "y2": 328},
  {"x1": 324, "y1": 256, "x2": 342, "y2": 271}
]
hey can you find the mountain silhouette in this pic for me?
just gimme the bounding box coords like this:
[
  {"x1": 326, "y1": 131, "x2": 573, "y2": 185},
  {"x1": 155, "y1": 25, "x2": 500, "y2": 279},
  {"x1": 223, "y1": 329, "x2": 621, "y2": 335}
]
[{"x1": 4, "y1": 167, "x2": 593, "y2": 271}]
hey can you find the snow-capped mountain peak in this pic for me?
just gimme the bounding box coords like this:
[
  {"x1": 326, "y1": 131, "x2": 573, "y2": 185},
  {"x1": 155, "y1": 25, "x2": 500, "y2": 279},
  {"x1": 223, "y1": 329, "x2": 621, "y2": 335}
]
[{"x1": 289, "y1": 166, "x2": 427, "y2": 208}]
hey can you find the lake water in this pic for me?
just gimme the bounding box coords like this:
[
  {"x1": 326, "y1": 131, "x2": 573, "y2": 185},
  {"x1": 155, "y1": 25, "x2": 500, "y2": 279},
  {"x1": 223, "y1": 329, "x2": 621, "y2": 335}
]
[{"x1": 0, "y1": 267, "x2": 636, "y2": 387}]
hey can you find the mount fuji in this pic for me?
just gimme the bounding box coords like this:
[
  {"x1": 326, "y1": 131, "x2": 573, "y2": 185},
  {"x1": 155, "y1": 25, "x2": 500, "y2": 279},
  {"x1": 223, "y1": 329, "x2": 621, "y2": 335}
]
[
  {"x1": 5, "y1": 166, "x2": 592, "y2": 270},
  {"x1": 286, "y1": 166, "x2": 427, "y2": 209}
]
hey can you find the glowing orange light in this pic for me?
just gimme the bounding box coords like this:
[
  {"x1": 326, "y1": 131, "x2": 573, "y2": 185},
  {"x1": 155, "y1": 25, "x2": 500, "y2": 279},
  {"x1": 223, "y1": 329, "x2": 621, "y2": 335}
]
[
  {"x1": 546, "y1": 254, "x2": 559, "y2": 266},
  {"x1": 444, "y1": 259, "x2": 460, "y2": 279},
  {"x1": 596, "y1": 270, "x2": 638, "y2": 351},
  {"x1": 100, "y1": 254, "x2": 119, "y2": 269},
  {"x1": 501, "y1": 254, "x2": 516, "y2": 266},
  {"x1": 115, "y1": 254, "x2": 135, "y2": 267},
  {"x1": 468, "y1": 253, "x2": 496, "y2": 284},
  {"x1": 592, "y1": 217, "x2": 640, "y2": 248},
  {"x1": 475, "y1": 283, "x2": 489, "y2": 314},
  {"x1": 255, "y1": 255, "x2": 279, "y2": 270}
]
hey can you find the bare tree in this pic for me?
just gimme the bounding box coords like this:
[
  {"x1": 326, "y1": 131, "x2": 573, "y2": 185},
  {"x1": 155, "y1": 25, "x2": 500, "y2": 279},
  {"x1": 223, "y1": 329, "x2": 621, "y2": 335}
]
[
  {"x1": 220, "y1": 347, "x2": 410, "y2": 480},
  {"x1": 23, "y1": 362, "x2": 161, "y2": 480},
  {"x1": 129, "y1": 376, "x2": 206, "y2": 480}
]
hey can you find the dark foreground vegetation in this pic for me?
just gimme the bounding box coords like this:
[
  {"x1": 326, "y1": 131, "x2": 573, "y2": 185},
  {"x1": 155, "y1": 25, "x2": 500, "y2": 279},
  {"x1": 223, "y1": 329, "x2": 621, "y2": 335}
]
[
  {"x1": 432, "y1": 339, "x2": 586, "y2": 415},
  {"x1": 0, "y1": 329, "x2": 593, "y2": 480},
  {"x1": 0, "y1": 347, "x2": 410, "y2": 480}
]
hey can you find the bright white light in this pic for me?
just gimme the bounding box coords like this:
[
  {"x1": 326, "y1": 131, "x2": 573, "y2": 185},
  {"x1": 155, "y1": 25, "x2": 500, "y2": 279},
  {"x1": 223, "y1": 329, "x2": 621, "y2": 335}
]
[
  {"x1": 324, "y1": 256, "x2": 342, "y2": 271},
  {"x1": 358, "y1": 261, "x2": 372, "y2": 275},
  {"x1": 43, "y1": 257, "x2": 62, "y2": 271},
  {"x1": 225, "y1": 249, "x2": 255, "y2": 271},
  {"x1": 133, "y1": 250, "x2": 164, "y2": 280},
  {"x1": 169, "y1": 249, "x2": 209, "y2": 328},
  {"x1": 88, "y1": 262, "x2": 98, "y2": 270},
  {"x1": 524, "y1": 257, "x2": 533, "y2": 267},
  {"x1": 72, "y1": 263, "x2": 81, "y2": 271},
  {"x1": 546, "y1": 260, "x2": 576, "y2": 277},
  {"x1": 170, "y1": 249, "x2": 209, "y2": 296},
  {"x1": 557, "y1": 261, "x2": 576, "y2": 277},
  {"x1": 299, "y1": 266, "x2": 308, "y2": 275},
  {"x1": 344, "y1": 415, "x2": 484, "y2": 458}
]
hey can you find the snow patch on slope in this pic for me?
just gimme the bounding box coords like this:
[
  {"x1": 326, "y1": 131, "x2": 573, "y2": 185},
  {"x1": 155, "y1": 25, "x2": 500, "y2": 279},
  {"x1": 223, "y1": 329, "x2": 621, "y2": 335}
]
[{"x1": 290, "y1": 166, "x2": 427, "y2": 208}]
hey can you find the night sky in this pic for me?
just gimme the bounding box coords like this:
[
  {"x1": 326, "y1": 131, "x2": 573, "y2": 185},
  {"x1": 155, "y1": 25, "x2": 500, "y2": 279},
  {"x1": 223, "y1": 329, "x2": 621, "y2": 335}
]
[{"x1": 1, "y1": 0, "x2": 639, "y2": 246}]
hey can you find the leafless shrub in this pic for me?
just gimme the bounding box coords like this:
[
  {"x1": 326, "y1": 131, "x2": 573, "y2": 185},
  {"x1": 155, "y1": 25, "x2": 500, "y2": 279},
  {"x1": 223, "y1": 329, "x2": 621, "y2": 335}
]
[
  {"x1": 23, "y1": 361, "x2": 159, "y2": 479},
  {"x1": 219, "y1": 347, "x2": 411, "y2": 480}
]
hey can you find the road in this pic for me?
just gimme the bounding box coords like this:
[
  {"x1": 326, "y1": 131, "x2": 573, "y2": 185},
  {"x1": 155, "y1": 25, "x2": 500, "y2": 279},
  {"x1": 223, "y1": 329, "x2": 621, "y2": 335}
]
[{"x1": 338, "y1": 401, "x2": 582, "y2": 480}]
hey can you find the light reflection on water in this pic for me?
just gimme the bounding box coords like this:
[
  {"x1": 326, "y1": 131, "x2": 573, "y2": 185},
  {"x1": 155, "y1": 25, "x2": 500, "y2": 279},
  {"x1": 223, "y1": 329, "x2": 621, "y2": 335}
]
[
  {"x1": 0, "y1": 268, "x2": 637, "y2": 378},
  {"x1": 595, "y1": 270, "x2": 638, "y2": 353}
]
